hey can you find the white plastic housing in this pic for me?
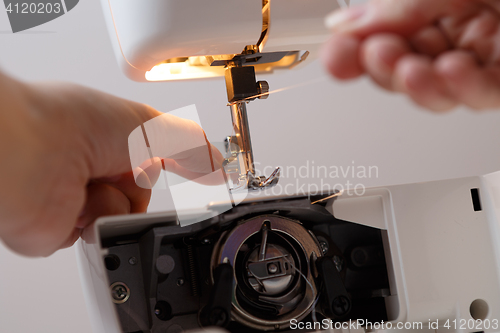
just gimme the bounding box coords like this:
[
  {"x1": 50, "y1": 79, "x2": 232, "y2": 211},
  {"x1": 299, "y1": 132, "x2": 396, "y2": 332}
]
[
  {"x1": 264, "y1": 0, "x2": 340, "y2": 53},
  {"x1": 77, "y1": 171, "x2": 500, "y2": 333},
  {"x1": 99, "y1": 0, "x2": 341, "y2": 81}
]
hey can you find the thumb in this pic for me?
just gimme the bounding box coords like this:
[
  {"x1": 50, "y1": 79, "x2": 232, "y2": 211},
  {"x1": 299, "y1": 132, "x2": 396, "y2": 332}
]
[
  {"x1": 30, "y1": 82, "x2": 223, "y2": 180},
  {"x1": 128, "y1": 111, "x2": 224, "y2": 189},
  {"x1": 325, "y1": 0, "x2": 458, "y2": 37}
]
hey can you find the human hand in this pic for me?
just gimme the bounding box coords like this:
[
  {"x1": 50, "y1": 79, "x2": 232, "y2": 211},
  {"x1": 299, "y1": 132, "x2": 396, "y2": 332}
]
[
  {"x1": 321, "y1": 0, "x2": 500, "y2": 111},
  {"x1": 0, "y1": 72, "x2": 223, "y2": 257}
]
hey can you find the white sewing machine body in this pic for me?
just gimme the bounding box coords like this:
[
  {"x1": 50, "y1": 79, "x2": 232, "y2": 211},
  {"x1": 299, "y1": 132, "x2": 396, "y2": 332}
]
[
  {"x1": 77, "y1": 171, "x2": 500, "y2": 333},
  {"x1": 100, "y1": 0, "x2": 342, "y2": 81}
]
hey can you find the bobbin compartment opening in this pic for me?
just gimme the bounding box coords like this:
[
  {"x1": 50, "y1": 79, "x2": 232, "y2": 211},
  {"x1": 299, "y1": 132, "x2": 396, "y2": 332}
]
[{"x1": 99, "y1": 195, "x2": 394, "y2": 332}]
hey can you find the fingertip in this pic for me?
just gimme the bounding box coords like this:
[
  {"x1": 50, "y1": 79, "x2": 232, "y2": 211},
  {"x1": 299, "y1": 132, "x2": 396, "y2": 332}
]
[
  {"x1": 394, "y1": 55, "x2": 457, "y2": 112},
  {"x1": 435, "y1": 51, "x2": 500, "y2": 109},
  {"x1": 393, "y1": 55, "x2": 432, "y2": 92},
  {"x1": 133, "y1": 157, "x2": 163, "y2": 189},
  {"x1": 321, "y1": 34, "x2": 364, "y2": 80},
  {"x1": 364, "y1": 34, "x2": 411, "y2": 67},
  {"x1": 434, "y1": 51, "x2": 478, "y2": 81},
  {"x1": 326, "y1": 0, "x2": 447, "y2": 38},
  {"x1": 410, "y1": 26, "x2": 450, "y2": 57},
  {"x1": 325, "y1": 6, "x2": 368, "y2": 31},
  {"x1": 361, "y1": 33, "x2": 411, "y2": 89},
  {"x1": 209, "y1": 143, "x2": 225, "y2": 171}
]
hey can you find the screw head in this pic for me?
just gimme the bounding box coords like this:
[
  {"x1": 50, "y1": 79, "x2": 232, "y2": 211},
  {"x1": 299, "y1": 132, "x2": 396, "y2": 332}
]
[
  {"x1": 128, "y1": 257, "x2": 137, "y2": 265},
  {"x1": 110, "y1": 282, "x2": 130, "y2": 304},
  {"x1": 177, "y1": 278, "x2": 185, "y2": 286},
  {"x1": 320, "y1": 241, "x2": 329, "y2": 254},
  {"x1": 333, "y1": 255, "x2": 343, "y2": 272},
  {"x1": 267, "y1": 263, "x2": 278, "y2": 274},
  {"x1": 257, "y1": 81, "x2": 270, "y2": 99},
  {"x1": 332, "y1": 296, "x2": 350, "y2": 316},
  {"x1": 243, "y1": 44, "x2": 259, "y2": 54},
  {"x1": 209, "y1": 308, "x2": 228, "y2": 326}
]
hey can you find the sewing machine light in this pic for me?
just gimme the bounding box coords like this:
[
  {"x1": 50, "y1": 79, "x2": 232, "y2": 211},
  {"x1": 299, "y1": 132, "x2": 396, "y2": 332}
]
[
  {"x1": 145, "y1": 53, "x2": 306, "y2": 82},
  {"x1": 145, "y1": 61, "x2": 224, "y2": 81},
  {"x1": 101, "y1": 0, "x2": 340, "y2": 82}
]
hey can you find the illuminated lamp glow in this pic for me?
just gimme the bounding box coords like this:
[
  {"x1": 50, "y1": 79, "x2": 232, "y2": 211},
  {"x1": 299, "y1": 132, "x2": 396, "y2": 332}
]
[
  {"x1": 145, "y1": 53, "x2": 301, "y2": 81},
  {"x1": 145, "y1": 62, "x2": 225, "y2": 81}
]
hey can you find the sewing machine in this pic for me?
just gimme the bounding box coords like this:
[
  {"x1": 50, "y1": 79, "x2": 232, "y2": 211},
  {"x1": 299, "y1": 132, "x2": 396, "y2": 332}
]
[
  {"x1": 102, "y1": 0, "x2": 342, "y2": 191},
  {"x1": 77, "y1": 1, "x2": 500, "y2": 332}
]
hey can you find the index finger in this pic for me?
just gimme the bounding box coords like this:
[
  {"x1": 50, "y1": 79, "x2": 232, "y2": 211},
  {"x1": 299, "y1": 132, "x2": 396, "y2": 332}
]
[{"x1": 325, "y1": 0, "x2": 455, "y2": 37}]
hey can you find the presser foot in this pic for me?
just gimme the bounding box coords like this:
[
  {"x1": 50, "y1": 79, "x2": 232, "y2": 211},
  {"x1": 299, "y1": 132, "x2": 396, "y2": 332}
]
[
  {"x1": 223, "y1": 136, "x2": 280, "y2": 191},
  {"x1": 223, "y1": 157, "x2": 280, "y2": 192},
  {"x1": 246, "y1": 167, "x2": 281, "y2": 191}
]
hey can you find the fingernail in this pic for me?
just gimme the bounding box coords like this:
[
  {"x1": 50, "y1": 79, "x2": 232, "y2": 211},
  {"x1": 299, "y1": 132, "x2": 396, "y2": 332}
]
[
  {"x1": 134, "y1": 168, "x2": 153, "y2": 189},
  {"x1": 76, "y1": 209, "x2": 88, "y2": 229},
  {"x1": 325, "y1": 6, "x2": 367, "y2": 30}
]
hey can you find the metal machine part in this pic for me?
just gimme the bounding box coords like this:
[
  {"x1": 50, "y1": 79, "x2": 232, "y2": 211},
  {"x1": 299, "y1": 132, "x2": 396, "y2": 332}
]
[
  {"x1": 221, "y1": 47, "x2": 283, "y2": 191},
  {"x1": 211, "y1": 216, "x2": 322, "y2": 330},
  {"x1": 110, "y1": 282, "x2": 130, "y2": 304},
  {"x1": 97, "y1": 194, "x2": 391, "y2": 333}
]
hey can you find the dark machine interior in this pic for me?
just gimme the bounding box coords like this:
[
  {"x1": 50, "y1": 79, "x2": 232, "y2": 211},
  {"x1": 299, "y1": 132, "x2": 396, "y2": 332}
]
[{"x1": 102, "y1": 194, "x2": 393, "y2": 333}]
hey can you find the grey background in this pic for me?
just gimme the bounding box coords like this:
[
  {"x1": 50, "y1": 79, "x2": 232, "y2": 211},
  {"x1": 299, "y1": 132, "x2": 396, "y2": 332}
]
[{"x1": 1, "y1": 0, "x2": 500, "y2": 332}]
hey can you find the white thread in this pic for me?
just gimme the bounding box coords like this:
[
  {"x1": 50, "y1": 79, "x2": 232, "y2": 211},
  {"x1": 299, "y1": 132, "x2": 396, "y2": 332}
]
[{"x1": 282, "y1": 255, "x2": 319, "y2": 323}]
